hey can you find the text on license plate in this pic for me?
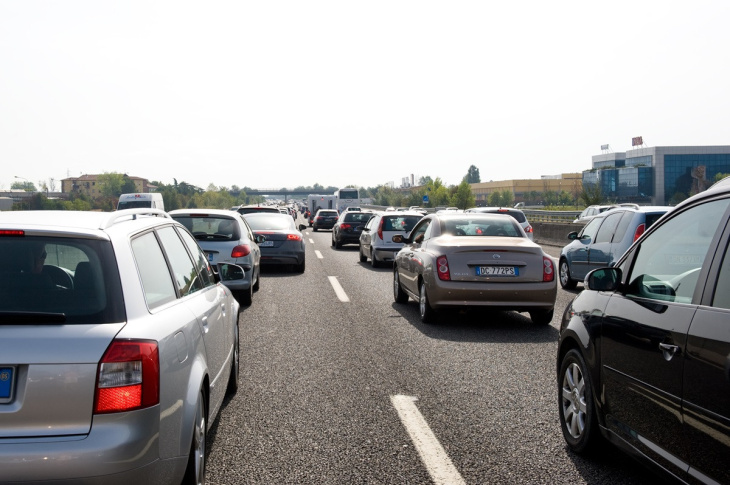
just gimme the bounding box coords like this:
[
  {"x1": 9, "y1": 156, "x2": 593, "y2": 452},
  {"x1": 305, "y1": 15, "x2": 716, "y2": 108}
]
[
  {"x1": 260, "y1": 241, "x2": 275, "y2": 247},
  {"x1": 476, "y1": 266, "x2": 518, "y2": 276},
  {"x1": 0, "y1": 366, "x2": 15, "y2": 402}
]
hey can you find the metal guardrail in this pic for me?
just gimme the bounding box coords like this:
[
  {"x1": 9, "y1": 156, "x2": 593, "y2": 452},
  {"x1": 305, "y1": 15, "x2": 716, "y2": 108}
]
[{"x1": 523, "y1": 209, "x2": 581, "y2": 223}]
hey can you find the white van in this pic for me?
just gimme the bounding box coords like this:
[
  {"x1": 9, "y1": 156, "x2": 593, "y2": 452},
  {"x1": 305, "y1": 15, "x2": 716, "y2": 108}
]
[{"x1": 117, "y1": 193, "x2": 165, "y2": 211}]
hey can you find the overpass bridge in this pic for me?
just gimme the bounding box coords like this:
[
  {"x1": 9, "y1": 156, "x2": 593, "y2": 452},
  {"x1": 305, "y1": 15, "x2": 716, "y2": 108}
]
[{"x1": 246, "y1": 188, "x2": 317, "y2": 202}]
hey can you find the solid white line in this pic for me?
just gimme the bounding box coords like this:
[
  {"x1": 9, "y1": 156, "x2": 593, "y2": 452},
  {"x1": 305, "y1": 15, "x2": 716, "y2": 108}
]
[
  {"x1": 390, "y1": 395, "x2": 466, "y2": 485},
  {"x1": 327, "y1": 276, "x2": 350, "y2": 302},
  {"x1": 315, "y1": 250, "x2": 323, "y2": 259}
]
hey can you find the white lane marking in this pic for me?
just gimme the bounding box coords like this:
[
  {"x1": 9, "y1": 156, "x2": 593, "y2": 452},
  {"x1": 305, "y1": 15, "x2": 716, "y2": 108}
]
[
  {"x1": 390, "y1": 395, "x2": 466, "y2": 485},
  {"x1": 328, "y1": 276, "x2": 350, "y2": 302},
  {"x1": 315, "y1": 250, "x2": 323, "y2": 259},
  {"x1": 309, "y1": 238, "x2": 314, "y2": 244}
]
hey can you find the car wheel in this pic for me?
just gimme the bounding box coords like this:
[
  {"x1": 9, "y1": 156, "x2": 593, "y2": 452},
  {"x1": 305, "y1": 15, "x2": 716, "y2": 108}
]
[
  {"x1": 419, "y1": 281, "x2": 436, "y2": 323},
  {"x1": 331, "y1": 234, "x2": 336, "y2": 247},
  {"x1": 559, "y1": 259, "x2": 577, "y2": 289},
  {"x1": 182, "y1": 390, "x2": 207, "y2": 485},
  {"x1": 359, "y1": 245, "x2": 367, "y2": 263},
  {"x1": 227, "y1": 321, "x2": 239, "y2": 395},
  {"x1": 237, "y1": 284, "x2": 252, "y2": 306},
  {"x1": 371, "y1": 251, "x2": 380, "y2": 268},
  {"x1": 313, "y1": 226, "x2": 318, "y2": 232},
  {"x1": 393, "y1": 268, "x2": 408, "y2": 303},
  {"x1": 530, "y1": 308, "x2": 554, "y2": 325},
  {"x1": 296, "y1": 259, "x2": 305, "y2": 273},
  {"x1": 559, "y1": 349, "x2": 599, "y2": 453},
  {"x1": 252, "y1": 269, "x2": 260, "y2": 292}
]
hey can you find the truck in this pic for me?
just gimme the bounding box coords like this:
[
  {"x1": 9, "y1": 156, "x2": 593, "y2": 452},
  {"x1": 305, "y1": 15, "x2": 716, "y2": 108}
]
[
  {"x1": 117, "y1": 193, "x2": 165, "y2": 211},
  {"x1": 307, "y1": 194, "x2": 335, "y2": 226}
]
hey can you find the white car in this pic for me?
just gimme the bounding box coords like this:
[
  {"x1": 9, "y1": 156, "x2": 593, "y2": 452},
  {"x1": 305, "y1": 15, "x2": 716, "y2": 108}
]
[{"x1": 359, "y1": 211, "x2": 424, "y2": 267}]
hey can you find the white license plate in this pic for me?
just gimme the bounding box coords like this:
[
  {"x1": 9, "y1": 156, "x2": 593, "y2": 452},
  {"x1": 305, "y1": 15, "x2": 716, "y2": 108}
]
[
  {"x1": 476, "y1": 266, "x2": 518, "y2": 276},
  {"x1": 260, "y1": 241, "x2": 275, "y2": 247}
]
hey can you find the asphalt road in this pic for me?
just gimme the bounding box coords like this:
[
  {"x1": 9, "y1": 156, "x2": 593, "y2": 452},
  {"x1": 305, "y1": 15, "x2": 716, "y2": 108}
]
[{"x1": 205, "y1": 217, "x2": 661, "y2": 485}]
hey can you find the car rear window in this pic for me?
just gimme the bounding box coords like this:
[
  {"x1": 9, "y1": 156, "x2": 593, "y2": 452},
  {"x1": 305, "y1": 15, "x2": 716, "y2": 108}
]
[
  {"x1": 344, "y1": 213, "x2": 372, "y2": 223},
  {"x1": 383, "y1": 215, "x2": 422, "y2": 232},
  {"x1": 171, "y1": 215, "x2": 241, "y2": 241},
  {"x1": 244, "y1": 214, "x2": 296, "y2": 231},
  {"x1": 0, "y1": 237, "x2": 124, "y2": 324},
  {"x1": 442, "y1": 218, "x2": 521, "y2": 237}
]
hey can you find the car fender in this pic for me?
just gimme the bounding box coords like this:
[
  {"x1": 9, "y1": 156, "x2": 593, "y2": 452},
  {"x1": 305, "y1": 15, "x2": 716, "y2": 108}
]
[{"x1": 179, "y1": 352, "x2": 209, "y2": 458}]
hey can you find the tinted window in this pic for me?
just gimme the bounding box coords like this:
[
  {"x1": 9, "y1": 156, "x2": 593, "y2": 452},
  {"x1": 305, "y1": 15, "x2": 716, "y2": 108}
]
[
  {"x1": 177, "y1": 227, "x2": 215, "y2": 288},
  {"x1": 579, "y1": 217, "x2": 602, "y2": 240},
  {"x1": 132, "y1": 232, "x2": 177, "y2": 309},
  {"x1": 383, "y1": 215, "x2": 422, "y2": 232},
  {"x1": 594, "y1": 212, "x2": 624, "y2": 244},
  {"x1": 157, "y1": 226, "x2": 202, "y2": 297},
  {"x1": 244, "y1": 214, "x2": 296, "y2": 230},
  {"x1": 612, "y1": 211, "x2": 635, "y2": 242},
  {"x1": 172, "y1": 215, "x2": 241, "y2": 241},
  {"x1": 712, "y1": 241, "x2": 730, "y2": 309},
  {"x1": 625, "y1": 198, "x2": 730, "y2": 303}
]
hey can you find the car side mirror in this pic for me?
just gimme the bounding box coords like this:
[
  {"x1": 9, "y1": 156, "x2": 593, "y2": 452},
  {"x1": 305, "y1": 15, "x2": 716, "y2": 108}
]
[
  {"x1": 255, "y1": 235, "x2": 266, "y2": 244},
  {"x1": 298, "y1": 224, "x2": 307, "y2": 231},
  {"x1": 568, "y1": 231, "x2": 579, "y2": 240},
  {"x1": 363, "y1": 227, "x2": 370, "y2": 232},
  {"x1": 585, "y1": 267, "x2": 621, "y2": 292},
  {"x1": 214, "y1": 263, "x2": 246, "y2": 282},
  {"x1": 392, "y1": 234, "x2": 405, "y2": 244}
]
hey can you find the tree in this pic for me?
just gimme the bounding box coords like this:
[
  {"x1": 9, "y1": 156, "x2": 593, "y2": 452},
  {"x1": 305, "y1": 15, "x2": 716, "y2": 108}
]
[
  {"x1": 578, "y1": 183, "x2": 604, "y2": 207},
  {"x1": 451, "y1": 178, "x2": 476, "y2": 209},
  {"x1": 466, "y1": 165, "x2": 481, "y2": 184},
  {"x1": 418, "y1": 176, "x2": 433, "y2": 186},
  {"x1": 97, "y1": 172, "x2": 126, "y2": 198},
  {"x1": 11, "y1": 180, "x2": 36, "y2": 192}
]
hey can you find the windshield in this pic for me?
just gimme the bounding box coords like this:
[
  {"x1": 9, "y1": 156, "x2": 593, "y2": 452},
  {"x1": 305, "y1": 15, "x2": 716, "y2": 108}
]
[{"x1": 244, "y1": 214, "x2": 296, "y2": 231}]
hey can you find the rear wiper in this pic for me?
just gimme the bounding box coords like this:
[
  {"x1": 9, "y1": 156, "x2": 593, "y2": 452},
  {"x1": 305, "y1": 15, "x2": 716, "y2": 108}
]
[{"x1": 0, "y1": 312, "x2": 67, "y2": 324}]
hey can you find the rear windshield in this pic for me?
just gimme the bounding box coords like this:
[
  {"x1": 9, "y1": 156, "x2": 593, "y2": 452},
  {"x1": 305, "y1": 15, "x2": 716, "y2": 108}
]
[
  {"x1": 171, "y1": 216, "x2": 241, "y2": 241},
  {"x1": 237, "y1": 206, "x2": 280, "y2": 214},
  {"x1": 344, "y1": 213, "x2": 372, "y2": 223},
  {"x1": 476, "y1": 209, "x2": 526, "y2": 223},
  {"x1": 318, "y1": 211, "x2": 338, "y2": 217},
  {"x1": 244, "y1": 214, "x2": 296, "y2": 231},
  {"x1": 383, "y1": 215, "x2": 422, "y2": 232},
  {"x1": 440, "y1": 218, "x2": 522, "y2": 237},
  {"x1": 0, "y1": 236, "x2": 125, "y2": 324}
]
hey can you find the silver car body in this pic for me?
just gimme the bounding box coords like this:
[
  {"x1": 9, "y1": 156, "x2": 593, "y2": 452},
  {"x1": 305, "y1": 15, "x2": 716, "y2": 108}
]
[
  {"x1": 359, "y1": 211, "x2": 423, "y2": 267},
  {"x1": 169, "y1": 208, "x2": 261, "y2": 304},
  {"x1": 0, "y1": 209, "x2": 241, "y2": 484}
]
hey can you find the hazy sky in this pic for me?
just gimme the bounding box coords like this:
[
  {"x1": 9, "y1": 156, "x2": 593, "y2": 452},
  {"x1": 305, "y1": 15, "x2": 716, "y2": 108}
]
[{"x1": 2, "y1": 1, "x2": 729, "y2": 191}]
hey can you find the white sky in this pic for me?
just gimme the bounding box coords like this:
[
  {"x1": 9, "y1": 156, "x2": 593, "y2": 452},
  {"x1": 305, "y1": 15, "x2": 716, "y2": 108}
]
[{"x1": 2, "y1": 1, "x2": 729, "y2": 191}]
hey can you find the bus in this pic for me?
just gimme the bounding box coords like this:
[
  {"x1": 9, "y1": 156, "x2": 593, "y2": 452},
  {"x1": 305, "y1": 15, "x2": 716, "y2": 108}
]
[{"x1": 334, "y1": 187, "x2": 359, "y2": 212}]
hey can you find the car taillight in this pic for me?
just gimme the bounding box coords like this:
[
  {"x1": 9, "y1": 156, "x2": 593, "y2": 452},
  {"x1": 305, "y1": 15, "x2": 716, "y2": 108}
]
[
  {"x1": 287, "y1": 234, "x2": 302, "y2": 241},
  {"x1": 0, "y1": 230, "x2": 24, "y2": 236},
  {"x1": 232, "y1": 244, "x2": 251, "y2": 258},
  {"x1": 436, "y1": 256, "x2": 450, "y2": 281},
  {"x1": 95, "y1": 340, "x2": 159, "y2": 414},
  {"x1": 377, "y1": 218, "x2": 384, "y2": 241},
  {"x1": 340, "y1": 224, "x2": 352, "y2": 230},
  {"x1": 524, "y1": 225, "x2": 533, "y2": 234},
  {"x1": 633, "y1": 223, "x2": 646, "y2": 242},
  {"x1": 543, "y1": 256, "x2": 555, "y2": 282}
]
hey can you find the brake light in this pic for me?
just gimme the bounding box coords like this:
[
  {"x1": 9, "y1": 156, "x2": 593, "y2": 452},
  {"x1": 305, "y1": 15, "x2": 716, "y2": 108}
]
[
  {"x1": 377, "y1": 218, "x2": 384, "y2": 241},
  {"x1": 95, "y1": 340, "x2": 159, "y2": 414},
  {"x1": 287, "y1": 234, "x2": 302, "y2": 241},
  {"x1": 543, "y1": 256, "x2": 555, "y2": 282},
  {"x1": 340, "y1": 223, "x2": 352, "y2": 230},
  {"x1": 633, "y1": 223, "x2": 645, "y2": 242},
  {"x1": 0, "y1": 230, "x2": 24, "y2": 236},
  {"x1": 436, "y1": 256, "x2": 450, "y2": 281},
  {"x1": 232, "y1": 244, "x2": 251, "y2": 258},
  {"x1": 524, "y1": 225, "x2": 533, "y2": 234}
]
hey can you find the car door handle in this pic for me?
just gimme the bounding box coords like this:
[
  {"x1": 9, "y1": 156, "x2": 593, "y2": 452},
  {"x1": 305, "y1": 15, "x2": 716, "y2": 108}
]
[{"x1": 659, "y1": 343, "x2": 679, "y2": 361}]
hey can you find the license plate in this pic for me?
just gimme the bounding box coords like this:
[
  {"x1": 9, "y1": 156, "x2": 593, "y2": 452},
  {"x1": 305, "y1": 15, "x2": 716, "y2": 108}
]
[
  {"x1": 260, "y1": 241, "x2": 275, "y2": 247},
  {"x1": 206, "y1": 252, "x2": 214, "y2": 262},
  {"x1": 476, "y1": 266, "x2": 518, "y2": 276},
  {"x1": 0, "y1": 366, "x2": 15, "y2": 403}
]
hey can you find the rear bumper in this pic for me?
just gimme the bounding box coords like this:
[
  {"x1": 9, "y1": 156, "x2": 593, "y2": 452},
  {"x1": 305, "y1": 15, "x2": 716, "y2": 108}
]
[
  {"x1": 372, "y1": 247, "x2": 400, "y2": 262},
  {"x1": 0, "y1": 407, "x2": 186, "y2": 484},
  {"x1": 425, "y1": 278, "x2": 557, "y2": 311}
]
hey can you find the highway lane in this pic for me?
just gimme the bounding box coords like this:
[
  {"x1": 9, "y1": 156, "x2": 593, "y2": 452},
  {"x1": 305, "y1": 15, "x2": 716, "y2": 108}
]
[{"x1": 205, "y1": 221, "x2": 658, "y2": 484}]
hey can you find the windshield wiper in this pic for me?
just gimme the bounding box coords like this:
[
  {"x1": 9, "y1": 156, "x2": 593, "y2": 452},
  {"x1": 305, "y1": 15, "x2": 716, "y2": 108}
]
[{"x1": 0, "y1": 312, "x2": 67, "y2": 324}]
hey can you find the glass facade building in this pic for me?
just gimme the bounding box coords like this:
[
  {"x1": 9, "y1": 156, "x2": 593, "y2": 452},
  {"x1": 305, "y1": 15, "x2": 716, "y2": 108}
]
[{"x1": 587, "y1": 146, "x2": 730, "y2": 205}]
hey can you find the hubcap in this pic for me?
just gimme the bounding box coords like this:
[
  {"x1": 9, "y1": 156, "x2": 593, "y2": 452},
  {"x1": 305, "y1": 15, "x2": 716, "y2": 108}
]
[{"x1": 561, "y1": 362, "x2": 586, "y2": 439}]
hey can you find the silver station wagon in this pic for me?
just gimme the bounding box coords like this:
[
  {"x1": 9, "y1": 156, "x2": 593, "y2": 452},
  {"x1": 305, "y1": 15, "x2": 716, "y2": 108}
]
[{"x1": 0, "y1": 209, "x2": 243, "y2": 484}]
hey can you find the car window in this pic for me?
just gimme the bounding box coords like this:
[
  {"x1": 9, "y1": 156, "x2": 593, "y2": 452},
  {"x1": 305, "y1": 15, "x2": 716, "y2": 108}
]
[
  {"x1": 410, "y1": 219, "x2": 431, "y2": 243},
  {"x1": 157, "y1": 226, "x2": 203, "y2": 297},
  {"x1": 177, "y1": 227, "x2": 215, "y2": 288},
  {"x1": 625, "y1": 198, "x2": 730, "y2": 303},
  {"x1": 612, "y1": 211, "x2": 635, "y2": 242},
  {"x1": 131, "y1": 231, "x2": 177, "y2": 309},
  {"x1": 712, "y1": 240, "x2": 730, "y2": 309},
  {"x1": 594, "y1": 212, "x2": 623, "y2": 244},
  {"x1": 579, "y1": 217, "x2": 602, "y2": 240},
  {"x1": 384, "y1": 215, "x2": 421, "y2": 232}
]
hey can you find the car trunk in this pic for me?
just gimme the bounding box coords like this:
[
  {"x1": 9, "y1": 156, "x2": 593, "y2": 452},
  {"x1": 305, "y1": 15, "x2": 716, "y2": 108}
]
[
  {"x1": 0, "y1": 322, "x2": 124, "y2": 438},
  {"x1": 436, "y1": 238, "x2": 547, "y2": 283}
]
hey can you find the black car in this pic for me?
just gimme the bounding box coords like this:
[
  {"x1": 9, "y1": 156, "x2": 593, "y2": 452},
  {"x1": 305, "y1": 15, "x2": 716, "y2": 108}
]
[
  {"x1": 312, "y1": 209, "x2": 339, "y2": 231},
  {"x1": 331, "y1": 211, "x2": 373, "y2": 249},
  {"x1": 557, "y1": 176, "x2": 730, "y2": 484}
]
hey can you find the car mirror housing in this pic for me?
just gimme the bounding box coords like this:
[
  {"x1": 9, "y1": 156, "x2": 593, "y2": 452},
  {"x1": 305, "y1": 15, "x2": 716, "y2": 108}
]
[
  {"x1": 298, "y1": 224, "x2": 307, "y2": 231},
  {"x1": 392, "y1": 234, "x2": 404, "y2": 243},
  {"x1": 215, "y1": 263, "x2": 246, "y2": 282},
  {"x1": 585, "y1": 267, "x2": 621, "y2": 292},
  {"x1": 568, "y1": 231, "x2": 579, "y2": 240},
  {"x1": 254, "y1": 235, "x2": 266, "y2": 244}
]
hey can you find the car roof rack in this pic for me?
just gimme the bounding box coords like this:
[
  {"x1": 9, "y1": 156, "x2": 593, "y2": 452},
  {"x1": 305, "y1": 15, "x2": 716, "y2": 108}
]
[{"x1": 100, "y1": 209, "x2": 171, "y2": 230}]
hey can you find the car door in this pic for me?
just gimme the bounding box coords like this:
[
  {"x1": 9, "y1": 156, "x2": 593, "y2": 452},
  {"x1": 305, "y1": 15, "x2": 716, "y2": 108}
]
[
  {"x1": 398, "y1": 218, "x2": 432, "y2": 295},
  {"x1": 682, "y1": 210, "x2": 730, "y2": 484},
  {"x1": 600, "y1": 197, "x2": 730, "y2": 479},
  {"x1": 568, "y1": 217, "x2": 602, "y2": 281},
  {"x1": 587, "y1": 211, "x2": 624, "y2": 271}
]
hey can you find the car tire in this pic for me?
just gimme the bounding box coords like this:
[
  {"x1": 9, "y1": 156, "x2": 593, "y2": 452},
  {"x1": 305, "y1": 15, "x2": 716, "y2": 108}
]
[
  {"x1": 227, "y1": 321, "x2": 239, "y2": 395},
  {"x1": 393, "y1": 268, "x2": 408, "y2": 303},
  {"x1": 295, "y1": 259, "x2": 305, "y2": 273},
  {"x1": 419, "y1": 281, "x2": 436, "y2": 323},
  {"x1": 237, "y1": 284, "x2": 252, "y2": 306},
  {"x1": 182, "y1": 389, "x2": 207, "y2": 485},
  {"x1": 371, "y1": 251, "x2": 380, "y2": 268},
  {"x1": 530, "y1": 308, "x2": 554, "y2": 325},
  {"x1": 559, "y1": 259, "x2": 577, "y2": 289},
  {"x1": 558, "y1": 348, "x2": 600, "y2": 454},
  {"x1": 313, "y1": 227, "x2": 318, "y2": 232},
  {"x1": 359, "y1": 245, "x2": 367, "y2": 263},
  {"x1": 252, "y1": 269, "x2": 260, "y2": 292}
]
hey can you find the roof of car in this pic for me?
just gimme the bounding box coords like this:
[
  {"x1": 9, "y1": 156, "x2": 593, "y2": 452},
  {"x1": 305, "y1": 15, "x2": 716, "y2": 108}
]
[
  {"x1": 0, "y1": 209, "x2": 172, "y2": 237},
  {"x1": 169, "y1": 208, "x2": 240, "y2": 217}
]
